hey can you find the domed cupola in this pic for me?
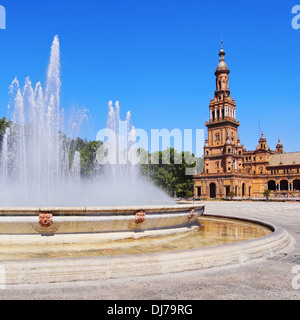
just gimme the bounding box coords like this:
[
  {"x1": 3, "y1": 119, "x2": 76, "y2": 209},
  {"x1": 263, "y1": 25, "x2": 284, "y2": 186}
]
[
  {"x1": 257, "y1": 132, "x2": 269, "y2": 150},
  {"x1": 215, "y1": 40, "x2": 230, "y2": 76},
  {"x1": 259, "y1": 132, "x2": 267, "y2": 143},
  {"x1": 214, "y1": 39, "x2": 231, "y2": 101},
  {"x1": 275, "y1": 138, "x2": 284, "y2": 154}
]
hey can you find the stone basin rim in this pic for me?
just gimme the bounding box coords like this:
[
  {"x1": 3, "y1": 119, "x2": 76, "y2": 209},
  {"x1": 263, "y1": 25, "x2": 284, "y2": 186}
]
[{"x1": 0, "y1": 204, "x2": 205, "y2": 216}]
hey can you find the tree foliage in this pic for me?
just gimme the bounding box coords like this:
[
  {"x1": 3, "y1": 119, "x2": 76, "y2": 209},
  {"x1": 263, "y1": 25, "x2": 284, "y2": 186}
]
[
  {"x1": 0, "y1": 117, "x2": 11, "y2": 142},
  {"x1": 141, "y1": 148, "x2": 203, "y2": 198},
  {"x1": 79, "y1": 140, "x2": 102, "y2": 177}
]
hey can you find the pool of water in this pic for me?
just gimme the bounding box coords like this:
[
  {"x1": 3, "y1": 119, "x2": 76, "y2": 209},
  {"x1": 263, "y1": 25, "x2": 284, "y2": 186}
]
[{"x1": 0, "y1": 216, "x2": 271, "y2": 261}]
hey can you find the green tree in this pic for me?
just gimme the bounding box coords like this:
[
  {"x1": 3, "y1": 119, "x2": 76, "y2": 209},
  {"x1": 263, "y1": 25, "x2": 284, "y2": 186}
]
[
  {"x1": 0, "y1": 117, "x2": 12, "y2": 142},
  {"x1": 141, "y1": 148, "x2": 197, "y2": 198},
  {"x1": 264, "y1": 189, "x2": 271, "y2": 202},
  {"x1": 69, "y1": 137, "x2": 87, "y2": 167},
  {"x1": 228, "y1": 191, "x2": 235, "y2": 200},
  {"x1": 80, "y1": 140, "x2": 102, "y2": 177}
]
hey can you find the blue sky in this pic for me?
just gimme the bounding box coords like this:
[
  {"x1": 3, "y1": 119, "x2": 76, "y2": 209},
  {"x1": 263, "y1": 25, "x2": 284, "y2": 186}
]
[{"x1": 0, "y1": 0, "x2": 299, "y2": 155}]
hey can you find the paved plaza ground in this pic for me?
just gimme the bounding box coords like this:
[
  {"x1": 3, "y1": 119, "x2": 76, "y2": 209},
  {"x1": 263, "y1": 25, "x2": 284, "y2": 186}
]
[{"x1": 1, "y1": 201, "x2": 300, "y2": 300}]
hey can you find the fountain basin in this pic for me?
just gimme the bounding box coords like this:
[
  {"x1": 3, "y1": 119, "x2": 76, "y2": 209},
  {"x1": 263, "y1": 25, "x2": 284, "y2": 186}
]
[
  {"x1": 0, "y1": 204, "x2": 204, "y2": 236},
  {"x1": 0, "y1": 204, "x2": 295, "y2": 287},
  {"x1": 0, "y1": 213, "x2": 294, "y2": 286}
]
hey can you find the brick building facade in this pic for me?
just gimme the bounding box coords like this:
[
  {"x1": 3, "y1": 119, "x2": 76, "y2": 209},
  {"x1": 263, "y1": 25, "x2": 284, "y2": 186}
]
[{"x1": 194, "y1": 43, "x2": 300, "y2": 199}]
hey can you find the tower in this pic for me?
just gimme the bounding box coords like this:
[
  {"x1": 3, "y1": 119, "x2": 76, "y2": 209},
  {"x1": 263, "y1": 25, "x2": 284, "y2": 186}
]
[
  {"x1": 256, "y1": 132, "x2": 269, "y2": 151},
  {"x1": 194, "y1": 41, "x2": 300, "y2": 200},
  {"x1": 204, "y1": 41, "x2": 242, "y2": 175},
  {"x1": 275, "y1": 139, "x2": 284, "y2": 154}
]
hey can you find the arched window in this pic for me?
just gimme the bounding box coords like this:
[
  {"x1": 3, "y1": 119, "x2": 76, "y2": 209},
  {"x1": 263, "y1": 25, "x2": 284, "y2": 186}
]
[
  {"x1": 197, "y1": 187, "x2": 202, "y2": 197},
  {"x1": 293, "y1": 179, "x2": 300, "y2": 190},
  {"x1": 210, "y1": 183, "x2": 216, "y2": 198},
  {"x1": 242, "y1": 183, "x2": 246, "y2": 197},
  {"x1": 268, "y1": 180, "x2": 276, "y2": 191},
  {"x1": 280, "y1": 180, "x2": 289, "y2": 191}
]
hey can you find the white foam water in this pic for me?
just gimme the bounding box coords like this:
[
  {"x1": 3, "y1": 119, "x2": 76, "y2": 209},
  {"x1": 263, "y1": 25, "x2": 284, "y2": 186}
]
[{"x1": 0, "y1": 36, "x2": 173, "y2": 207}]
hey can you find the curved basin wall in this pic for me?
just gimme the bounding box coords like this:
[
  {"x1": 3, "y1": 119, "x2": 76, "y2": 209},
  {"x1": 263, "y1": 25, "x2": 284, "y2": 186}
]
[{"x1": 0, "y1": 204, "x2": 205, "y2": 235}]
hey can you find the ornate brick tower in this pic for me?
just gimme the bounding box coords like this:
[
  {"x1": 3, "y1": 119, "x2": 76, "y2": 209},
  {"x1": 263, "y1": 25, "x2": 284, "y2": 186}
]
[
  {"x1": 194, "y1": 41, "x2": 300, "y2": 200},
  {"x1": 195, "y1": 41, "x2": 249, "y2": 199},
  {"x1": 204, "y1": 41, "x2": 242, "y2": 176}
]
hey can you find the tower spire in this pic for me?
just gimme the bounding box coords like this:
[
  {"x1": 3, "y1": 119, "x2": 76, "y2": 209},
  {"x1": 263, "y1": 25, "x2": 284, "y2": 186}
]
[{"x1": 214, "y1": 40, "x2": 230, "y2": 101}]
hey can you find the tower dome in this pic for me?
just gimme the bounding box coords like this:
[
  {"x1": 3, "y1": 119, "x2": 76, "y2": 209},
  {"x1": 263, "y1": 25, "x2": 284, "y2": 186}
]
[
  {"x1": 276, "y1": 138, "x2": 284, "y2": 154},
  {"x1": 276, "y1": 138, "x2": 283, "y2": 148},
  {"x1": 216, "y1": 50, "x2": 229, "y2": 72},
  {"x1": 257, "y1": 132, "x2": 268, "y2": 150},
  {"x1": 259, "y1": 132, "x2": 267, "y2": 143},
  {"x1": 215, "y1": 40, "x2": 230, "y2": 76}
]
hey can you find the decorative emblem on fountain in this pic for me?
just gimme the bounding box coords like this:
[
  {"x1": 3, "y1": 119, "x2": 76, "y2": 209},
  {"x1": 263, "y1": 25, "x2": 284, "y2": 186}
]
[
  {"x1": 39, "y1": 212, "x2": 53, "y2": 228},
  {"x1": 135, "y1": 210, "x2": 146, "y2": 224},
  {"x1": 188, "y1": 209, "x2": 195, "y2": 219}
]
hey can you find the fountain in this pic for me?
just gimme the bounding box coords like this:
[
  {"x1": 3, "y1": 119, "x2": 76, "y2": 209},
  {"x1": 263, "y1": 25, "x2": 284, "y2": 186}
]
[
  {"x1": 0, "y1": 35, "x2": 204, "y2": 239},
  {"x1": 0, "y1": 36, "x2": 293, "y2": 286},
  {"x1": 1, "y1": 36, "x2": 176, "y2": 208}
]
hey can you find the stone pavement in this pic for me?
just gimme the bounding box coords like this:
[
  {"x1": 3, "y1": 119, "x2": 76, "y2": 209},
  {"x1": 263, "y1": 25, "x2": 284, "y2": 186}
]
[{"x1": 1, "y1": 201, "x2": 300, "y2": 300}]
